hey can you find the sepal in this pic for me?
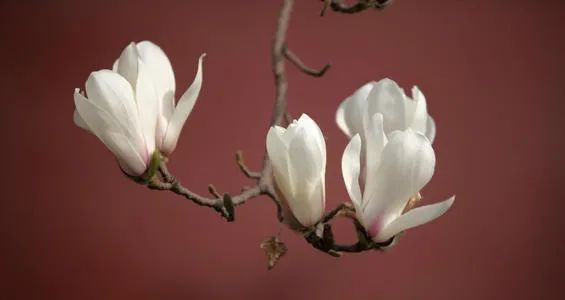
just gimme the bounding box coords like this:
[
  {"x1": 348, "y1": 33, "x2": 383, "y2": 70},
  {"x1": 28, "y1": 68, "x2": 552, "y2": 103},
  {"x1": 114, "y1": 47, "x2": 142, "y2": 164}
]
[{"x1": 123, "y1": 151, "x2": 162, "y2": 184}]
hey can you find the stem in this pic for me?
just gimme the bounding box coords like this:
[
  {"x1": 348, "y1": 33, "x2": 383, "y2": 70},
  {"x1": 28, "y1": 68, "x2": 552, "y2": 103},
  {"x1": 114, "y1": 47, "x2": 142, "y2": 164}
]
[{"x1": 144, "y1": 0, "x2": 393, "y2": 260}]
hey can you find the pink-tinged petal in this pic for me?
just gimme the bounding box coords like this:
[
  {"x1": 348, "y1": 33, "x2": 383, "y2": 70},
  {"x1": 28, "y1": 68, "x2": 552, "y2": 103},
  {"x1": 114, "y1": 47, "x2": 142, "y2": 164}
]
[
  {"x1": 161, "y1": 54, "x2": 204, "y2": 155},
  {"x1": 374, "y1": 196, "x2": 455, "y2": 242},
  {"x1": 363, "y1": 129, "x2": 436, "y2": 235},
  {"x1": 84, "y1": 70, "x2": 145, "y2": 154},
  {"x1": 74, "y1": 91, "x2": 146, "y2": 175}
]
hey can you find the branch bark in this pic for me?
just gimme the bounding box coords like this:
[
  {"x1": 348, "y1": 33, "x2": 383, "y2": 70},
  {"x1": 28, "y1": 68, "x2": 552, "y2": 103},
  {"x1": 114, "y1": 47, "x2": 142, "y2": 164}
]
[
  {"x1": 321, "y1": 0, "x2": 392, "y2": 16},
  {"x1": 284, "y1": 46, "x2": 331, "y2": 77},
  {"x1": 142, "y1": 0, "x2": 394, "y2": 265}
]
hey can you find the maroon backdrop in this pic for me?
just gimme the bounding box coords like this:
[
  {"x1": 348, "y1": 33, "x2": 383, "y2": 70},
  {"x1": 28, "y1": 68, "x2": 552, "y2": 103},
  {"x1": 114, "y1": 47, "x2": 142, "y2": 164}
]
[{"x1": 1, "y1": 0, "x2": 564, "y2": 299}]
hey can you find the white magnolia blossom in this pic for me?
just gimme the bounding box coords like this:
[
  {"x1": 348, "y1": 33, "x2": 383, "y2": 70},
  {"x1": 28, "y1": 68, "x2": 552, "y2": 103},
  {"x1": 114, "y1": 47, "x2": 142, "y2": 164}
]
[
  {"x1": 73, "y1": 41, "x2": 204, "y2": 175},
  {"x1": 266, "y1": 114, "x2": 326, "y2": 227},
  {"x1": 341, "y1": 113, "x2": 454, "y2": 243},
  {"x1": 336, "y1": 78, "x2": 436, "y2": 143}
]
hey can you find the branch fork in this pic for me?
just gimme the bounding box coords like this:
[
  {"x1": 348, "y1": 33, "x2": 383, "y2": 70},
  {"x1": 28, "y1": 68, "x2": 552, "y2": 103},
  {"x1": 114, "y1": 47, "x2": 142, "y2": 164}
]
[{"x1": 141, "y1": 0, "x2": 392, "y2": 268}]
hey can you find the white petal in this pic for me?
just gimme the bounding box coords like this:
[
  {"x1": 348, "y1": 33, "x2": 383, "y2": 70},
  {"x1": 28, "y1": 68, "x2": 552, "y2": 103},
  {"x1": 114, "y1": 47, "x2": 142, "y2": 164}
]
[
  {"x1": 284, "y1": 119, "x2": 300, "y2": 143},
  {"x1": 287, "y1": 126, "x2": 325, "y2": 226},
  {"x1": 375, "y1": 196, "x2": 455, "y2": 242},
  {"x1": 363, "y1": 130, "x2": 436, "y2": 235},
  {"x1": 295, "y1": 114, "x2": 326, "y2": 161},
  {"x1": 340, "y1": 82, "x2": 374, "y2": 137},
  {"x1": 161, "y1": 54, "x2": 204, "y2": 155},
  {"x1": 366, "y1": 78, "x2": 407, "y2": 135},
  {"x1": 85, "y1": 70, "x2": 145, "y2": 156},
  {"x1": 73, "y1": 108, "x2": 90, "y2": 132},
  {"x1": 426, "y1": 116, "x2": 436, "y2": 143},
  {"x1": 267, "y1": 126, "x2": 294, "y2": 201},
  {"x1": 341, "y1": 134, "x2": 363, "y2": 219},
  {"x1": 134, "y1": 59, "x2": 158, "y2": 156},
  {"x1": 74, "y1": 91, "x2": 146, "y2": 175},
  {"x1": 116, "y1": 42, "x2": 139, "y2": 88},
  {"x1": 136, "y1": 41, "x2": 176, "y2": 120},
  {"x1": 408, "y1": 86, "x2": 428, "y2": 134},
  {"x1": 362, "y1": 113, "x2": 388, "y2": 197},
  {"x1": 336, "y1": 99, "x2": 349, "y2": 136}
]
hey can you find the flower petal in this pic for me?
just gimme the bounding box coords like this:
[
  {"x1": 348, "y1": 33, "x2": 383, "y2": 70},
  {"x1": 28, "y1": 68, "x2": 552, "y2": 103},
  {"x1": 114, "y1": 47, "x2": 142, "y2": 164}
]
[
  {"x1": 73, "y1": 109, "x2": 90, "y2": 132},
  {"x1": 116, "y1": 42, "x2": 139, "y2": 88},
  {"x1": 136, "y1": 41, "x2": 176, "y2": 120},
  {"x1": 267, "y1": 125, "x2": 294, "y2": 201},
  {"x1": 287, "y1": 126, "x2": 325, "y2": 226},
  {"x1": 363, "y1": 129, "x2": 436, "y2": 235},
  {"x1": 74, "y1": 91, "x2": 146, "y2": 175},
  {"x1": 341, "y1": 134, "x2": 363, "y2": 219},
  {"x1": 362, "y1": 113, "x2": 388, "y2": 197},
  {"x1": 375, "y1": 196, "x2": 455, "y2": 242},
  {"x1": 161, "y1": 54, "x2": 204, "y2": 155},
  {"x1": 426, "y1": 116, "x2": 436, "y2": 143},
  {"x1": 407, "y1": 86, "x2": 428, "y2": 134},
  {"x1": 339, "y1": 82, "x2": 374, "y2": 137},
  {"x1": 84, "y1": 70, "x2": 145, "y2": 156},
  {"x1": 336, "y1": 99, "x2": 349, "y2": 136},
  {"x1": 296, "y1": 114, "x2": 326, "y2": 161},
  {"x1": 366, "y1": 78, "x2": 406, "y2": 134},
  {"x1": 134, "y1": 59, "x2": 159, "y2": 156}
]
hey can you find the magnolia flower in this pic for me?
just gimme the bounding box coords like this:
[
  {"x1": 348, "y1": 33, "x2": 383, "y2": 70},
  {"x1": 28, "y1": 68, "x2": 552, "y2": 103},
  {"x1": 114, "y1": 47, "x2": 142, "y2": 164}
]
[
  {"x1": 266, "y1": 114, "x2": 326, "y2": 228},
  {"x1": 73, "y1": 41, "x2": 204, "y2": 176},
  {"x1": 336, "y1": 78, "x2": 436, "y2": 143},
  {"x1": 341, "y1": 113, "x2": 454, "y2": 243}
]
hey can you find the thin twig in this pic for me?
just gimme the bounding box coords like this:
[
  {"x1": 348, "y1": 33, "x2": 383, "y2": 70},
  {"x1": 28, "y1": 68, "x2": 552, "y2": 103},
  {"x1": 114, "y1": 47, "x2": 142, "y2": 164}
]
[
  {"x1": 143, "y1": 0, "x2": 394, "y2": 261},
  {"x1": 283, "y1": 46, "x2": 331, "y2": 77},
  {"x1": 323, "y1": 0, "x2": 392, "y2": 15},
  {"x1": 235, "y1": 151, "x2": 261, "y2": 179}
]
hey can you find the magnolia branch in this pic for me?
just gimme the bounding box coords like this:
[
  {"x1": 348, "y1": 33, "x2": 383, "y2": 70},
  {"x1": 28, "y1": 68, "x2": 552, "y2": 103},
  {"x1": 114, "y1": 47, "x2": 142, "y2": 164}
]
[
  {"x1": 145, "y1": 0, "x2": 299, "y2": 223},
  {"x1": 284, "y1": 46, "x2": 331, "y2": 77},
  {"x1": 144, "y1": 0, "x2": 393, "y2": 268}
]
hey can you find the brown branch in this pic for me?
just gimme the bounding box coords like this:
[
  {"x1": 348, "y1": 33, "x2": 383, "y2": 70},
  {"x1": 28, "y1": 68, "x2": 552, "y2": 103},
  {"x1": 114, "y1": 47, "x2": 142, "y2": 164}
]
[
  {"x1": 321, "y1": 0, "x2": 392, "y2": 16},
  {"x1": 304, "y1": 203, "x2": 394, "y2": 255},
  {"x1": 145, "y1": 0, "x2": 297, "y2": 226},
  {"x1": 284, "y1": 46, "x2": 331, "y2": 77},
  {"x1": 270, "y1": 0, "x2": 293, "y2": 127},
  {"x1": 235, "y1": 151, "x2": 261, "y2": 179},
  {"x1": 142, "y1": 0, "x2": 395, "y2": 265}
]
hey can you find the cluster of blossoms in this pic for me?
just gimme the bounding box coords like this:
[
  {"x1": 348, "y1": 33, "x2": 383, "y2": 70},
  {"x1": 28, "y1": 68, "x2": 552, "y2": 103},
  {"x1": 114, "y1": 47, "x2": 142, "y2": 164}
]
[
  {"x1": 74, "y1": 41, "x2": 454, "y2": 245},
  {"x1": 267, "y1": 80, "x2": 454, "y2": 243}
]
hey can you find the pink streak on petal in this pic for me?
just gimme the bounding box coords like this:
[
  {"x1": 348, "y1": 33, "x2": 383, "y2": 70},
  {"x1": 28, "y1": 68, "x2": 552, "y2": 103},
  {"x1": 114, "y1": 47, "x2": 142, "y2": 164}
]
[{"x1": 367, "y1": 217, "x2": 382, "y2": 238}]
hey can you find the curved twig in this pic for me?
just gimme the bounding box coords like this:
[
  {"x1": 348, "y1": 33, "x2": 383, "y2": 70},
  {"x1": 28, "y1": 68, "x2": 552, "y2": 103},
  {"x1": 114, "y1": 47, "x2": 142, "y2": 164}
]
[{"x1": 284, "y1": 46, "x2": 331, "y2": 77}]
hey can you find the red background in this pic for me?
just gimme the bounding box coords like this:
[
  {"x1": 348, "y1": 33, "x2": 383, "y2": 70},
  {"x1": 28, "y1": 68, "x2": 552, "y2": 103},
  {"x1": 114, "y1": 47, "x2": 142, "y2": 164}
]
[{"x1": 1, "y1": 0, "x2": 564, "y2": 299}]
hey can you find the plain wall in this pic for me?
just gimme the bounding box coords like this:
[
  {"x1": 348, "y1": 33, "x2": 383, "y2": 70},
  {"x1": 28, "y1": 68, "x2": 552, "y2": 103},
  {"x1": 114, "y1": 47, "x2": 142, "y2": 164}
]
[{"x1": 1, "y1": 0, "x2": 564, "y2": 299}]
